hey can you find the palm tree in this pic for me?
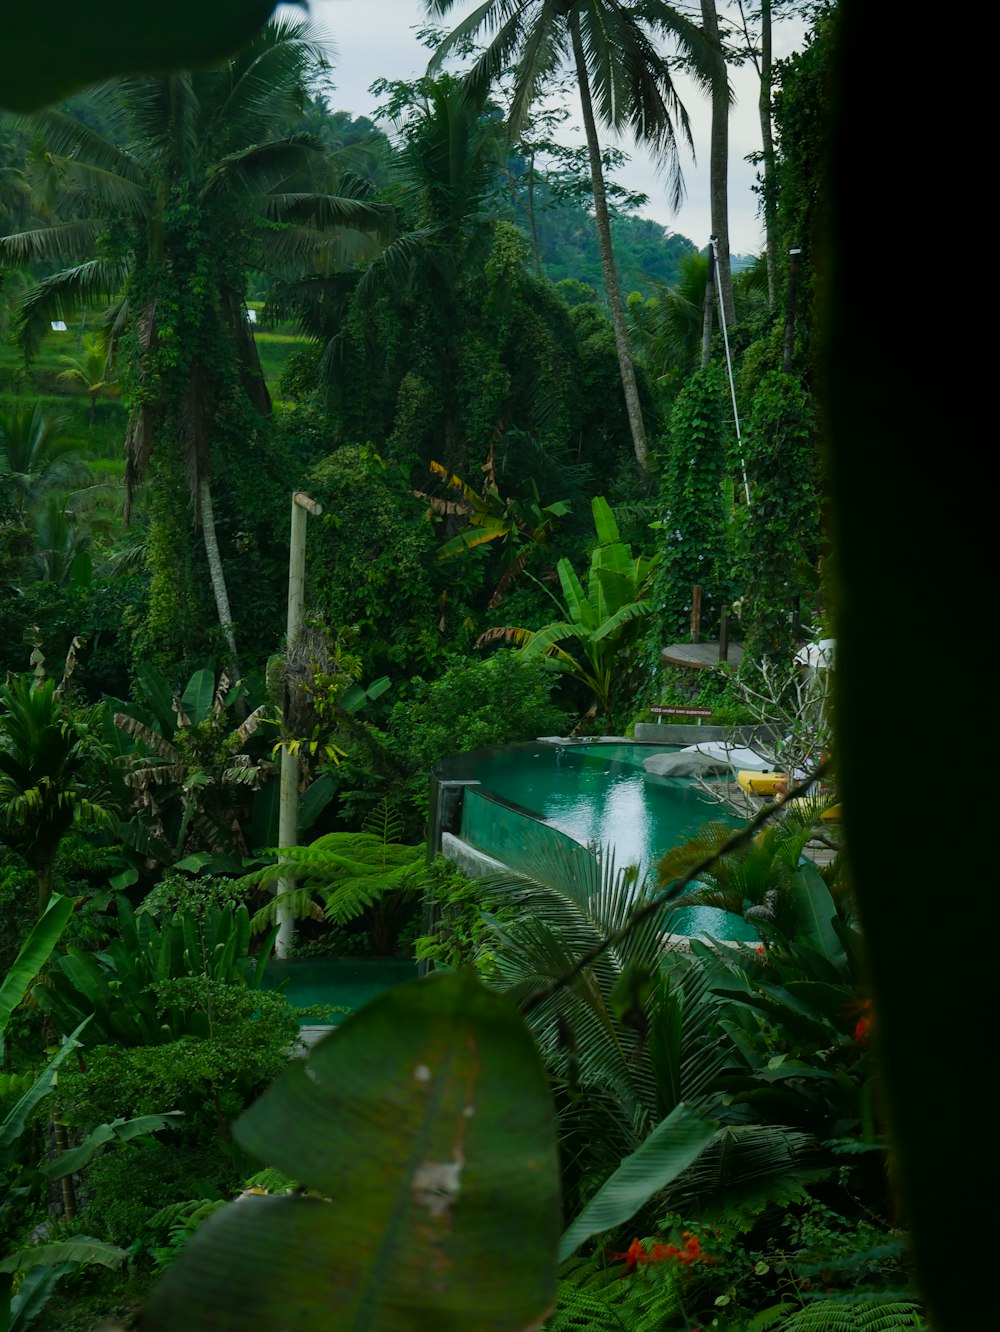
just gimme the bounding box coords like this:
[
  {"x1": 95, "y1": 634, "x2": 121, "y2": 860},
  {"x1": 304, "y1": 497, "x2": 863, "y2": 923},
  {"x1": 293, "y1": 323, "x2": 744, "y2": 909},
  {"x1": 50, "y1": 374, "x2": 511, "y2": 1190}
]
[
  {"x1": 56, "y1": 332, "x2": 114, "y2": 425},
  {"x1": 0, "y1": 403, "x2": 90, "y2": 517},
  {"x1": 700, "y1": 0, "x2": 735, "y2": 327},
  {"x1": 0, "y1": 674, "x2": 117, "y2": 913},
  {"x1": 631, "y1": 251, "x2": 709, "y2": 389},
  {"x1": 0, "y1": 20, "x2": 383, "y2": 671},
  {"x1": 427, "y1": 0, "x2": 717, "y2": 472}
]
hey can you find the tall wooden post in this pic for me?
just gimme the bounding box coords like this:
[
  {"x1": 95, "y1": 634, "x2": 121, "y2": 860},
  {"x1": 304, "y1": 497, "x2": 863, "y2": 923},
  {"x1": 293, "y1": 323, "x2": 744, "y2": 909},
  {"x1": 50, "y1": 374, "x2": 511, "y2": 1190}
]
[
  {"x1": 275, "y1": 491, "x2": 323, "y2": 959},
  {"x1": 690, "y1": 585, "x2": 703, "y2": 643}
]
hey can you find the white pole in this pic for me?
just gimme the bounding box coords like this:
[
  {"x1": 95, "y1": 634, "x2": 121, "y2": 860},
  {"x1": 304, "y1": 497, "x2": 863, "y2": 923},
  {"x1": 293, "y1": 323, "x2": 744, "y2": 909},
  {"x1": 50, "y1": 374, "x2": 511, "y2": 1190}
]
[{"x1": 275, "y1": 491, "x2": 323, "y2": 959}]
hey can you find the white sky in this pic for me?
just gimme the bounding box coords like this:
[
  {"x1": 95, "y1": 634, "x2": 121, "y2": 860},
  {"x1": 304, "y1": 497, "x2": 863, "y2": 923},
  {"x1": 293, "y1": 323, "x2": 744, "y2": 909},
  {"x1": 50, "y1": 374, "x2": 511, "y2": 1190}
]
[{"x1": 285, "y1": 0, "x2": 806, "y2": 256}]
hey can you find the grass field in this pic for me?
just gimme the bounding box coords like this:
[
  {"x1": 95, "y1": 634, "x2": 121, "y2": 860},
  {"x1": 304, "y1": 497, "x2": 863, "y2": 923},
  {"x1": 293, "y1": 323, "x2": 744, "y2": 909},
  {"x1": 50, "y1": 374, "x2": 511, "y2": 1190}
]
[{"x1": 0, "y1": 311, "x2": 313, "y2": 463}]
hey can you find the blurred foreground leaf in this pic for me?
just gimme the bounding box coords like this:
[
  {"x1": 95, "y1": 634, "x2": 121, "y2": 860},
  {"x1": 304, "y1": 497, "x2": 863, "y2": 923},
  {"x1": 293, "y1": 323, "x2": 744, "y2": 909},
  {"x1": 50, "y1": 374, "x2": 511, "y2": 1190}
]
[
  {"x1": 0, "y1": 2, "x2": 289, "y2": 110},
  {"x1": 141, "y1": 970, "x2": 560, "y2": 1331}
]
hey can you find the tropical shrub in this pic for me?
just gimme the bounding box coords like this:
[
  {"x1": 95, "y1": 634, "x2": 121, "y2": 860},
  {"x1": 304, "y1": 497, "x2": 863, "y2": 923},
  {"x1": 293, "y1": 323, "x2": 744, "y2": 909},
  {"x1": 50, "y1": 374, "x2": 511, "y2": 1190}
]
[
  {"x1": 413, "y1": 855, "x2": 512, "y2": 976},
  {"x1": 482, "y1": 497, "x2": 660, "y2": 729},
  {"x1": 305, "y1": 445, "x2": 449, "y2": 682},
  {"x1": 73, "y1": 1140, "x2": 238, "y2": 1252},
  {"x1": 34, "y1": 895, "x2": 271, "y2": 1048},
  {"x1": 55, "y1": 984, "x2": 299, "y2": 1144},
  {"x1": 0, "y1": 673, "x2": 117, "y2": 913},
  {"x1": 382, "y1": 649, "x2": 569, "y2": 827}
]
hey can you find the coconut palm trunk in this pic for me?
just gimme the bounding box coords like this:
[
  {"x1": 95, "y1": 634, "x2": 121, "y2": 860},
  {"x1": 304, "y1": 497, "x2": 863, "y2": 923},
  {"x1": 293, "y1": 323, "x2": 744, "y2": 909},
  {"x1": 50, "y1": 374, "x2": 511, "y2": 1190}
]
[
  {"x1": 759, "y1": 0, "x2": 777, "y2": 306},
  {"x1": 568, "y1": 12, "x2": 649, "y2": 473},
  {"x1": 701, "y1": 0, "x2": 735, "y2": 328},
  {"x1": 198, "y1": 476, "x2": 240, "y2": 679}
]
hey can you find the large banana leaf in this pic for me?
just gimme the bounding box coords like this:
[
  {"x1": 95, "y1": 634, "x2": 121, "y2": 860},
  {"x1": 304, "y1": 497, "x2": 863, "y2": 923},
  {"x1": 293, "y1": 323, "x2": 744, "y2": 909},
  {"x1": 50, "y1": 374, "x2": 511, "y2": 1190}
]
[
  {"x1": 556, "y1": 560, "x2": 594, "y2": 631},
  {"x1": 789, "y1": 864, "x2": 847, "y2": 974},
  {"x1": 589, "y1": 598, "x2": 653, "y2": 643},
  {"x1": 0, "y1": 1020, "x2": 89, "y2": 1153},
  {"x1": 0, "y1": 895, "x2": 73, "y2": 1059},
  {"x1": 43, "y1": 1112, "x2": 184, "y2": 1180},
  {"x1": 0, "y1": 1237, "x2": 126, "y2": 1275},
  {"x1": 587, "y1": 565, "x2": 636, "y2": 625},
  {"x1": 135, "y1": 663, "x2": 178, "y2": 737},
  {"x1": 590, "y1": 496, "x2": 622, "y2": 546},
  {"x1": 558, "y1": 1102, "x2": 717, "y2": 1260},
  {"x1": 180, "y1": 669, "x2": 217, "y2": 728},
  {"x1": 142, "y1": 971, "x2": 560, "y2": 1332},
  {"x1": 5, "y1": 1264, "x2": 72, "y2": 1332}
]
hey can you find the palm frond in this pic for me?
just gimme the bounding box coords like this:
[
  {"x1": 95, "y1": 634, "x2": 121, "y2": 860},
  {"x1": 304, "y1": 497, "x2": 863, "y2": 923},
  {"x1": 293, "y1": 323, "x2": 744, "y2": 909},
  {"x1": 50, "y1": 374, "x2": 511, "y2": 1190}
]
[
  {"x1": 13, "y1": 260, "x2": 129, "y2": 358},
  {"x1": 0, "y1": 221, "x2": 105, "y2": 267}
]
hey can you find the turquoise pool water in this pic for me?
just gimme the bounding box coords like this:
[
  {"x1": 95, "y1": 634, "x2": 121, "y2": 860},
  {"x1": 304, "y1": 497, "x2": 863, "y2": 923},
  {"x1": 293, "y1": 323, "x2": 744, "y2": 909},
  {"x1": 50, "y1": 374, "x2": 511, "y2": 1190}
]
[
  {"x1": 261, "y1": 958, "x2": 417, "y2": 1026},
  {"x1": 469, "y1": 744, "x2": 722, "y2": 878},
  {"x1": 465, "y1": 742, "x2": 757, "y2": 943}
]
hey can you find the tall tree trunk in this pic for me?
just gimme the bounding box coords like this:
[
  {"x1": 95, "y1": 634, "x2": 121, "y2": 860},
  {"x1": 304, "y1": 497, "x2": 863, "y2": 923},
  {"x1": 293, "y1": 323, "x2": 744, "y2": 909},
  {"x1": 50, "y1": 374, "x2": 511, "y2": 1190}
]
[
  {"x1": 701, "y1": 242, "x2": 716, "y2": 368},
  {"x1": 702, "y1": 0, "x2": 735, "y2": 328},
  {"x1": 36, "y1": 861, "x2": 53, "y2": 916},
  {"x1": 527, "y1": 149, "x2": 543, "y2": 279},
  {"x1": 569, "y1": 12, "x2": 649, "y2": 472},
  {"x1": 759, "y1": 0, "x2": 777, "y2": 306},
  {"x1": 198, "y1": 475, "x2": 240, "y2": 679}
]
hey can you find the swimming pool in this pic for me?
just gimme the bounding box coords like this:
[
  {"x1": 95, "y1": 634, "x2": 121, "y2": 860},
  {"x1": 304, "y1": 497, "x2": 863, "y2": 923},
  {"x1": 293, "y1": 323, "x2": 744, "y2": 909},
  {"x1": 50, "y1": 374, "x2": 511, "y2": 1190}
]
[
  {"x1": 261, "y1": 957, "x2": 417, "y2": 1027},
  {"x1": 433, "y1": 741, "x2": 758, "y2": 943}
]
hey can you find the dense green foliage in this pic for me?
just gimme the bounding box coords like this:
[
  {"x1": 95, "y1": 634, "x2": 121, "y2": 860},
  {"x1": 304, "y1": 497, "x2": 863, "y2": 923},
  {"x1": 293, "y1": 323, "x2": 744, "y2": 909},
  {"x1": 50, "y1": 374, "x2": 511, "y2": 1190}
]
[
  {"x1": 648, "y1": 365, "x2": 731, "y2": 643},
  {"x1": 733, "y1": 371, "x2": 821, "y2": 661},
  {"x1": 0, "y1": 4, "x2": 935, "y2": 1329}
]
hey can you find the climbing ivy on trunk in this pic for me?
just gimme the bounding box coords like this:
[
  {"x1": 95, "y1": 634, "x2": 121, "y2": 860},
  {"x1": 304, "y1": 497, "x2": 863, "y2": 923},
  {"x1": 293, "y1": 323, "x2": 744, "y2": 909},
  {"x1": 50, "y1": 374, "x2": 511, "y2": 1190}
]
[
  {"x1": 648, "y1": 365, "x2": 731, "y2": 646},
  {"x1": 732, "y1": 371, "x2": 820, "y2": 662}
]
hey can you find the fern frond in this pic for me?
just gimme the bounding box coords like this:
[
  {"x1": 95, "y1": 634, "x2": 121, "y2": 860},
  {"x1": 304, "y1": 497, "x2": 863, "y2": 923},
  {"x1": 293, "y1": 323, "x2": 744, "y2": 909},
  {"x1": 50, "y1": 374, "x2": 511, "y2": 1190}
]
[
  {"x1": 748, "y1": 1305, "x2": 799, "y2": 1332},
  {"x1": 250, "y1": 888, "x2": 324, "y2": 934},
  {"x1": 361, "y1": 797, "x2": 404, "y2": 848},
  {"x1": 776, "y1": 1298, "x2": 925, "y2": 1330}
]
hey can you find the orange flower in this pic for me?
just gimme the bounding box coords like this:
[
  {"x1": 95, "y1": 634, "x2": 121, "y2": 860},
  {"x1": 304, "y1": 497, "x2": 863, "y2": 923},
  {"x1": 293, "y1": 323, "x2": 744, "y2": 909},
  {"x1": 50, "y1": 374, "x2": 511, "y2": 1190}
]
[
  {"x1": 611, "y1": 1238, "x2": 649, "y2": 1271},
  {"x1": 650, "y1": 1243, "x2": 678, "y2": 1262}
]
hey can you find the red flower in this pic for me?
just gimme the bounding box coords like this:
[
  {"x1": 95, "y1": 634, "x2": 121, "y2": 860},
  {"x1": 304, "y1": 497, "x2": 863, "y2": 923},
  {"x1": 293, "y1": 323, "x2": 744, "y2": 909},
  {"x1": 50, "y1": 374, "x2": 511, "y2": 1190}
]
[
  {"x1": 851, "y1": 997, "x2": 874, "y2": 1045},
  {"x1": 611, "y1": 1238, "x2": 649, "y2": 1271},
  {"x1": 615, "y1": 1231, "x2": 715, "y2": 1273},
  {"x1": 649, "y1": 1243, "x2": 678, "y2": 1262}
]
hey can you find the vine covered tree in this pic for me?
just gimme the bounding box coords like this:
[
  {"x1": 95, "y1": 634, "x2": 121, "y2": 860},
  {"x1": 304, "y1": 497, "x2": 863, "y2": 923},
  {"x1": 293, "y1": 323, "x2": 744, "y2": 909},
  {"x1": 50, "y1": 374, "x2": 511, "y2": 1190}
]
[
  {"x1": 648, "y1": 363, "x2": 731, "y2": 643},
  {"x1": 426, "y1": 0, "x2": 717, "y2": 473},
  {"x1": 0, "y1": 20, "x2": 382, "y2": 672},
  {"x1": 733, "y1": 368, "x2": 820, "y2": 660}
]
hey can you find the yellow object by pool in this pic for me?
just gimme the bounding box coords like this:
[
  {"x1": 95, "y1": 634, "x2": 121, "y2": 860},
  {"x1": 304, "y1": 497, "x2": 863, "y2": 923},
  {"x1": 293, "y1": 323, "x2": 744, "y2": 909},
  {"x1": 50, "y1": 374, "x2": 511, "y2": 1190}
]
[
  {"x1": 737, "y1": 769, "x2": 787, "y2": 796},
  {"x1": 820, "y1": 803, "x2": 842, "y2": 822}
]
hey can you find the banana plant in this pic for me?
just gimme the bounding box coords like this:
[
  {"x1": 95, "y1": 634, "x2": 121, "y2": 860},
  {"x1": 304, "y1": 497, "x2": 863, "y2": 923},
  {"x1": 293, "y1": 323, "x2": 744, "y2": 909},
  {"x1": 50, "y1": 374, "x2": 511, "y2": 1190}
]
[
  {"x1": 479, "y1": 496, "x2": 660, "y2": 728},
  {"x1": 109, "y1": 665, "x2": 273, "y2": 864},
  {"x1": 0, "y1": 896, "x2": 128, "y2": 1331},
  {"x1": 426, "y1": 459, "x2": 571, "y2": 608},
  {"x1": 33, "y1": 896, "x2": 273, "y2": 1047}
]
